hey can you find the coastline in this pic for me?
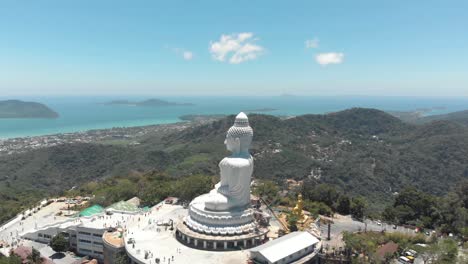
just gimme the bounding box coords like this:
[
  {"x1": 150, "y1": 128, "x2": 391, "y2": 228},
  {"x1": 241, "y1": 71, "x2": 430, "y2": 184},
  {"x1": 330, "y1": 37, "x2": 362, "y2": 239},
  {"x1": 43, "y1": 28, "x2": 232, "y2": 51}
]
[
  {"x1": 2, "y1": 95, "x2": 467, "y2": 140},
  {"x1": 0, "y1": 116, "x2": 222, "y2": 157},
  {"x1": 0, "y1": 106, "x2": 459, "y2": 156}
]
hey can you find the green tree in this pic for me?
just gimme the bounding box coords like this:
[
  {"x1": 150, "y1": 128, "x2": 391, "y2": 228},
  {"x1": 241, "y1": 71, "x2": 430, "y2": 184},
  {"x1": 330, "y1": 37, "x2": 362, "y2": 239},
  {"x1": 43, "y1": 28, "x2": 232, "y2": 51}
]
[
  {"x1": 287, "y1": 213, "x2": 298, "y2": 232},
  {"x1": 0, "y1": 255, "x2": 22, "y2": 264},
  {"x1": 336, "y1": 195, "x2": 351, "y2": 215},
  {"x1": 50, "y1": 233, "x2": 69, "y2": 253},
  {"x1": 302, "y1": 183, "x2": 339, "y2": 209},
  {"x1": 174, "y1": 175, "x2": 212, "y2": 202},
  {"x1": 303, "y1": 200, "x2": 333, "y2": 217},
  {"x1": 455, "y1": 179, "x2": 468, "y2": 208},
  {"x1": 382, "y1": 206, "x2": 397, "y2": 223},
  {"x1": 350, "y1": 196, "x2": 367, "y2": 220},
  {"x1": 437, "y1": 239, "x2": 458, "y2": 264},
  {"x1": 253, "y1": 180, "x2": 279, "y2": 202},
  {"x1": 343, "y1": 231, "x2": 362, "y2": 253},
  {"x1": 27, "y1": 247, "x2": 42, "y2": 264},
  {"x1": 461, "y1": 227, "x2": 468, "y2": 243}
]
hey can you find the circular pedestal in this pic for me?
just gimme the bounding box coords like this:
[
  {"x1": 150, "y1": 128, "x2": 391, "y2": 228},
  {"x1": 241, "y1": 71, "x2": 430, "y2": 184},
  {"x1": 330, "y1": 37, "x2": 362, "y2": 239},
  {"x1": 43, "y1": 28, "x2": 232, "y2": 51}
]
[
  {"x1": 185, "y1": 194, "x2": 256, "y2": 235},
  {"x1": 176, "y1": 222, "x2": 268, "y2": 251}
]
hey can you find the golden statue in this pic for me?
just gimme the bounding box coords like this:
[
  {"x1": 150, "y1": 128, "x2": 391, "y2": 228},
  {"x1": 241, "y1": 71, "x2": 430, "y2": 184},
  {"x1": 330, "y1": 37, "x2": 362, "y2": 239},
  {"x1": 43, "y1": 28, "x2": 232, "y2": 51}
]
[{"x1": 292, "y1": 193, "x2": 306, "y2": 222}]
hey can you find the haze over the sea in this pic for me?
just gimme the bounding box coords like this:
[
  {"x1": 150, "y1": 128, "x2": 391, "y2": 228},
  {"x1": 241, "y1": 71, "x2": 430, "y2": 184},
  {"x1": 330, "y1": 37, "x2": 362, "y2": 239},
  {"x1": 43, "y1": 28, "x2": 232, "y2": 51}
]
[{"x1": 1, "y1": 95, "x2": 468, "y2": 139}]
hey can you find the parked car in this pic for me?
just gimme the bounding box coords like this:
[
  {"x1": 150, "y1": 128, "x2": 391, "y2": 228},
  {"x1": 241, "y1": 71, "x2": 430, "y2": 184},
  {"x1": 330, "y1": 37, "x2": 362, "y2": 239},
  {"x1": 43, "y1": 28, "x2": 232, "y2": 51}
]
[{"x1": 399, "y1": 256, "x2": 411, "y2": 263}]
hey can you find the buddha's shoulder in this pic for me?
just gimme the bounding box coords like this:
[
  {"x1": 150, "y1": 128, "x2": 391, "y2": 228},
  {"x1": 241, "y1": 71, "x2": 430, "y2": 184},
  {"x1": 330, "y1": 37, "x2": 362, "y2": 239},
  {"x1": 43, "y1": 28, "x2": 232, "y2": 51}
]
[{"x1": 220, "y1": 156, "x2": 253, "y2": 167}]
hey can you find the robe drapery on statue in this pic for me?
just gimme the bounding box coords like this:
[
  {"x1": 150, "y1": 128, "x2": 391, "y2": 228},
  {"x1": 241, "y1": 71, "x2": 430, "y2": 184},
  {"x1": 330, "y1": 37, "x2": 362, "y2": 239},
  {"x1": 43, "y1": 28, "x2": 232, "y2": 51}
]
[
  {"x1": 205, "y1": 112, "x2": 254, "y2": 211},
  {"x1": 205, "y1": 155, "x2": 253, "y2": 211}
]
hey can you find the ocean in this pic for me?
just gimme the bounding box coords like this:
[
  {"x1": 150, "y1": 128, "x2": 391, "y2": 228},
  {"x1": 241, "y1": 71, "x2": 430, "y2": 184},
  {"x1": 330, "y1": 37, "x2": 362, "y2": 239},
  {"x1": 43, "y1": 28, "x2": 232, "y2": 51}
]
[{"x1": 1, "y1": 95, "x2": 468, "y2": 139}]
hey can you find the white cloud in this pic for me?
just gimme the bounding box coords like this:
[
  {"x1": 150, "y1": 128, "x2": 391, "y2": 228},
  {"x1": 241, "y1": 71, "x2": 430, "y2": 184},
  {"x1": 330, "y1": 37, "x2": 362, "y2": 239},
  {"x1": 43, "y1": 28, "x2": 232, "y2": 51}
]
[
  {"x1": 305, "y1": 38, "x2": 319, "y2": 49},
  {"x1": 315, "y1": 52, "x2": 344, "y2": 65},
  {"x1": 183, "y1": 51, "x2": 193, "y2": 60},
  {"x1": 209, "y1": 32, "x2": 264, "y2": 64}
]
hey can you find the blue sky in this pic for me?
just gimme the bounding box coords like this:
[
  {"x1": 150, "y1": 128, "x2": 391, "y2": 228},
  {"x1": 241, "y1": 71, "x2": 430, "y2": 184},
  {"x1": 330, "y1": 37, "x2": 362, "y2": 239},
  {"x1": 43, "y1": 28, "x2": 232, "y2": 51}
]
[{"x1": 1, "y1": 0, "x2": 467, "y2": 96}]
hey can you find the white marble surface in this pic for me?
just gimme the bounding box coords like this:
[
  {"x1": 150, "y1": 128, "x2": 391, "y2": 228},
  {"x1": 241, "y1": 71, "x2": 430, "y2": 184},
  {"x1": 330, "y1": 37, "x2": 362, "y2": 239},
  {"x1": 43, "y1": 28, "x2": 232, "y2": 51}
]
[{"x1": 185, "y1": 112, "x2": 257, "y2": 234}]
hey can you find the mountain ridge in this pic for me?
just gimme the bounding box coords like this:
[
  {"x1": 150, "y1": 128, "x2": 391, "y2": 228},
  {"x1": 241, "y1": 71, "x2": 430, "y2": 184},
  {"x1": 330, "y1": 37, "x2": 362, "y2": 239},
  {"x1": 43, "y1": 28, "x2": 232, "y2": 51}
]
[
  {"x1": 1, "y1": 107, "x2": 467, "y2": 222},
  {"x1": 0, "y1": 100, "x2": 59, "y2": 119}
]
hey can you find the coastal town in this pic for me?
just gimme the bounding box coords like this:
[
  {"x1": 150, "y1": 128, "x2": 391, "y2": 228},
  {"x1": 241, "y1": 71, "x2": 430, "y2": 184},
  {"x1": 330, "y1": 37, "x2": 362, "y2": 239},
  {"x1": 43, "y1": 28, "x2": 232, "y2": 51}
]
[{"x1": 0, "y1": 118, "x2": 221, "y2": 157}]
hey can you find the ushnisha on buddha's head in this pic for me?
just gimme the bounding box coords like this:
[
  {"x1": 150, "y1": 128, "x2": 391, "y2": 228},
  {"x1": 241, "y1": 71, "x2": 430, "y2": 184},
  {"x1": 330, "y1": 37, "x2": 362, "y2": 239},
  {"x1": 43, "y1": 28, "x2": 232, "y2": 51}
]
[{"x1": 224, "y1": 112, "x2": 253, "y2": 155}]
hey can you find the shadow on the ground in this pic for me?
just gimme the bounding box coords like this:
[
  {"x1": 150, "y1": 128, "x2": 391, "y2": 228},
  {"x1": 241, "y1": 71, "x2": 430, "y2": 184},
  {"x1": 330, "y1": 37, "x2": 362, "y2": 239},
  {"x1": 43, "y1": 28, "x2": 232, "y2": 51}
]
[{"x1": 50, "y1": 252, "x2": 66, "y2": 259}]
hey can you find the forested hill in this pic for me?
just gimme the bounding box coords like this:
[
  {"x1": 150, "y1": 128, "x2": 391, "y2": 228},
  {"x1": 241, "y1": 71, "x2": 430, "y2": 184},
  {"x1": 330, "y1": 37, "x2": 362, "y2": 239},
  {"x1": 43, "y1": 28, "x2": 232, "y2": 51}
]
[
  {"x1": 391, "y1": 109, "x2": 468, "y2": 126},
  {"x1": 1, "y1": 108, "x2": 468, "y2": 222},
  {"x1": 0, "y1": 100, "x2": 59, "y2": 118},
  {"x1": 157, "y1": 108, "x2": 467, "y2": 198},
  {"x1": 418, "y1": 110, "x2": 468, "y2": 126}
]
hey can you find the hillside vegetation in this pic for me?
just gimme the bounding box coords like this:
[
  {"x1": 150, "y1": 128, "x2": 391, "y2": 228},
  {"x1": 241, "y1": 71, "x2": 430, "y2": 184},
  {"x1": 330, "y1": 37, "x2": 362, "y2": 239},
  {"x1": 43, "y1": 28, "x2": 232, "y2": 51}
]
[
  {"x1": 391, "y1": 109, "x2": 468, "y2": 126},
  {"x1": 0, "y1": 100, "x2": 58, "y2": 118},
  {"x1": 1, "y1": 108, "x2": 468, "y2": 225},
  {"x1": 418, "y1": 110, "x2": 468, "y2": 126}
]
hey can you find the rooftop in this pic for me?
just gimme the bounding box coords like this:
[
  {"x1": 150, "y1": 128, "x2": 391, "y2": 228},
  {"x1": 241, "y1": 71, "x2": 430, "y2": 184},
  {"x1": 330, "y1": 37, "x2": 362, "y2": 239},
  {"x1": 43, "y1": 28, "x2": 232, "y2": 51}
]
[
  {"x1": 79, "y1": 205, "x2": 104, "y2": 217},
  {"x1": 106, "y1": 201, "x2": 139, "y2": 212},
  {"x1": 250, "y1": 231, "x2": 319, "y2": 263},
  {"x1": 103, "y1": 229, "x2": 125, "y2": 248}
]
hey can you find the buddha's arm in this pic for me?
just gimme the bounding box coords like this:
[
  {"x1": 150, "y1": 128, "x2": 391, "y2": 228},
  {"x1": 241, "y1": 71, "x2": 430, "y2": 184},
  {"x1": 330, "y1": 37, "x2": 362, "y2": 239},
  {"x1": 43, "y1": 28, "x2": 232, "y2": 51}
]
[
  {"x1": 218, "y1": 158, "x2": 230, "y2": 187},
  {"x1": 228, "y1": 159, "x2": 252, "y2": 197},
  {"x1": 229, "y1": 168, "x2": 243, "y2": 196}
]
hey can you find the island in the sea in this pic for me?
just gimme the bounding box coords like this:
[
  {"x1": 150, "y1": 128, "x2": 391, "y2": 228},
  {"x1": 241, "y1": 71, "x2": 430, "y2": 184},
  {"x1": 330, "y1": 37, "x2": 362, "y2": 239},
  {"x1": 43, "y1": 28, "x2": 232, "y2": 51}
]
[
  {"x1": 104, "y1": 98, "x2": 194, "y2": 107},
  {"x1": 0, "y1": 100, "x2": 59, "y2": 119}
]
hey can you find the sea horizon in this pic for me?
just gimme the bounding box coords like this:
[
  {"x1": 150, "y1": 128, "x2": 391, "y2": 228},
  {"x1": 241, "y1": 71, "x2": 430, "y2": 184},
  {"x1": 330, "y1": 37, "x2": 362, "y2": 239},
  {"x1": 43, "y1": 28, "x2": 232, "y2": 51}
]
[{"x1": 2, "y1": 95, "x2": 468, "y2": 139}]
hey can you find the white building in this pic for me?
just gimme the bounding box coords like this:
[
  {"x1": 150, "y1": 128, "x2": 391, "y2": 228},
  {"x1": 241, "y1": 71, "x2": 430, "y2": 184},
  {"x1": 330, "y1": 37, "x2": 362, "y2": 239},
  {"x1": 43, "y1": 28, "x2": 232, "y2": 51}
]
[
  {"x1": 250, "y1": 231, "x2": 320, "y2": 264},
  {"x1": 23, "y1": 220, "x2": 107, "y2": 261},
  {"x1": 75, "y1": 226, "x2": 106, "y2": 261},
  {"x1": 22, "y1": 212, "x2": 132, "y2": 262}
]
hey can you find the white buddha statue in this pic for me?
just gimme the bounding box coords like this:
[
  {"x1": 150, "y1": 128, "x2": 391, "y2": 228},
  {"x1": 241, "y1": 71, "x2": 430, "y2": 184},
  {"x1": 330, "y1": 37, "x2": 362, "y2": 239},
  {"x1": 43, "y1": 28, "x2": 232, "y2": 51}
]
[
  {"x1": 205, "y1": 112, "x2": 254, "y2": 211},
  {"x1": 184, "y1": 112, "x2": 257, "y2": 235}
]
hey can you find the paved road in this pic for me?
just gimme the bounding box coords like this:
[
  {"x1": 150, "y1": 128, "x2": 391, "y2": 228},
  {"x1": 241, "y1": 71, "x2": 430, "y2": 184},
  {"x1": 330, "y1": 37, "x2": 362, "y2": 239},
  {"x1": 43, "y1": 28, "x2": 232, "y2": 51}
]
[
  {"x1": 318, "y1": 215, "x2": 419, "y2": 249},
  {"x1": 319, "y1": 215, "x2": 430, "y2": 263},
  {"x1": 320, "y1": 215, "x2": 418, "y2": 238}
]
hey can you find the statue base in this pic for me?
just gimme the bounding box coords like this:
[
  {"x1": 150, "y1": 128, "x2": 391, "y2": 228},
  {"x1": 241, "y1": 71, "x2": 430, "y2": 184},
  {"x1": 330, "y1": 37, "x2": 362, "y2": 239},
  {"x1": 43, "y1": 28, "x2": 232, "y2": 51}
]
[
  {"x1": 185, "y1": 194, "x2": 256, "y2": 235},
  {"x1": 176, "y1": 222, "x2": 268, "y2": 251},
  {"x1": 176, "y1": 193, "x2": 268, "y2": 251}
]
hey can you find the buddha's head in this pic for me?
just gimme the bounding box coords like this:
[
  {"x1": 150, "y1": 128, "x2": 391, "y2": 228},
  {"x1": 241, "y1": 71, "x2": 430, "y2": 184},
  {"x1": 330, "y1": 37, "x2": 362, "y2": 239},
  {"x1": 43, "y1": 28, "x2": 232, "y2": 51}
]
[{"x1": 225, "y1": 112, "x2": 253, "y2": 155}]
